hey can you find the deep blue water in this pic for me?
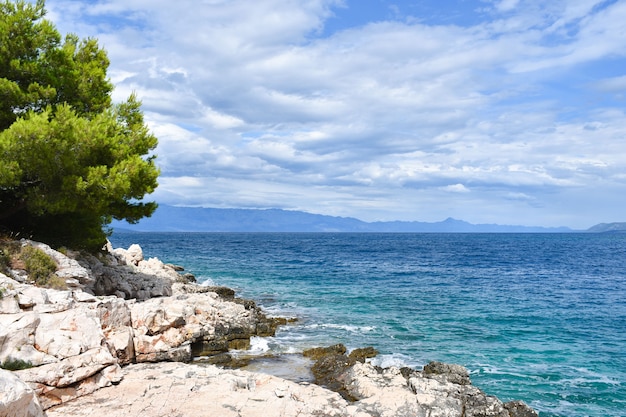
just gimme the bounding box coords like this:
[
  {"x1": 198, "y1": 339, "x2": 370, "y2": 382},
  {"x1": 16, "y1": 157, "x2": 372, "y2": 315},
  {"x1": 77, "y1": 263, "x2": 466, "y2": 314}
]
[{"x1": 110, "y1": 232, "x2": 626, "y2": 417}]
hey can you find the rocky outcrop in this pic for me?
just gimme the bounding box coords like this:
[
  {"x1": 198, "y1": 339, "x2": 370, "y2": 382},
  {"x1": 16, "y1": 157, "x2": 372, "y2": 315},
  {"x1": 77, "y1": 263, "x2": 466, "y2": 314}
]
[
  {"x1": 0, "y1": 276, "x2": 124, "y2": 409},
  {"x1": 304, "y1": 344, "x2": 360, "y2": 401},
  {"x1": 304, "y1": 346, "x2": 538, "y2": 417},
  {"x1": 80, "y1": 242, "x2": 178, "y2": 300},
  {"x1": 129, "y1": 284, "x2": 280, "y2": 363},
  {"x1": 0, "y1": 241, "x2": 284, "y2": 410}
]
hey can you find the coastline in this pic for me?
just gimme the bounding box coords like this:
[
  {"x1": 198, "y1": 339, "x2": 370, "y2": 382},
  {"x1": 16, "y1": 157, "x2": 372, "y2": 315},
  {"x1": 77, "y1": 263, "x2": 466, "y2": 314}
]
[{"x1": 0, "y1": 240, "x2": 537, "y2": 417}]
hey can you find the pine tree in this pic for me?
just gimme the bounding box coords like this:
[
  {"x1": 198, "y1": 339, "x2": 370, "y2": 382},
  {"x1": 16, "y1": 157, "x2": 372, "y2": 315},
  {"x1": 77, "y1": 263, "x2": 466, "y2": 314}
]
[{"x1": 0, "y1": 0, "x2": 159, "y2": 250}]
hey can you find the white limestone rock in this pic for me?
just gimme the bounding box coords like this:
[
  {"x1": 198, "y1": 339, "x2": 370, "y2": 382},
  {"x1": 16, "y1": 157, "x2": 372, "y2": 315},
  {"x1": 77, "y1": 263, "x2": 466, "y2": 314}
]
[
  {"x1": 15, "y1": 347, "x2": 118, "y2": 388},
  {"x1": 0, "y1": 369, "x2": 45, "y2": 417},
  {"x1": 94, "y1": 297, "x2": 135, "y2": 365},
  {"x1": 0, "y1": 274, "x2": 21, "y2": 313},
  {"x1": 130, "y1": 290, "x2": 258, "y2": 362},
  {"x1": 339, "y1": 361, "x2": 512, "y2": 417},
  {"x1": 0, "y1": 292, "x2": 21, "y2": 314},
  {"x1": 0, "y1": 311, "x2": 56, "y2": 366},
  {"x1": 46, "y1": 362, "x2": 351, "y2": 417},
  {"x1": 112, "y1": 244, "x2": 143, "y2": 266},
  {"x1": 33, "y1": 307, "x2": 105, "y2": 360},
  {"x1": 19, "y1": 362, "x2": 123, "y2": 410}
]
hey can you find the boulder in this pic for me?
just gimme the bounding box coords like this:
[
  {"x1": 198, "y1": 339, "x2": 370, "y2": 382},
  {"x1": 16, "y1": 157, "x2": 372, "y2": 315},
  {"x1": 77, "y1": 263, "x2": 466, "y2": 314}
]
[
  {"x1": 95, "y1": 297, "x2": 135, "y2": 365},
  {"x1": 33, "y1": 307, "x2": 105, "y2": 360},
  {"x1": 0, "y1": 311, "x2": 56, "y2": 366},
  {"x1": 306, "y1": 344, "x2": 358, "y2": 401},
  {"x1": 112, "y1": 244, "x2": 143, "y2": 266},
  {"x1": 0, "y1": 292, "x2": 21, "y2": 314},
  {"x1": 18, "y1": 363, "x2": 123, "y2": 410},
  {"x1": 0, "y1": 369, "x2": 45, "y2": 417},
  {"x1": 15, "y1": 347, "x2": 119, "y2": 388}
]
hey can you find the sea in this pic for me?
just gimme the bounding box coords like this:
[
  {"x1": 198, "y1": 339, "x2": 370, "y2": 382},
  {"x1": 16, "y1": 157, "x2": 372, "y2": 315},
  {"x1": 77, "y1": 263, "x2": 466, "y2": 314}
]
[{"x1": 109, "y1": 232, "x2": 626, "y2": 417}]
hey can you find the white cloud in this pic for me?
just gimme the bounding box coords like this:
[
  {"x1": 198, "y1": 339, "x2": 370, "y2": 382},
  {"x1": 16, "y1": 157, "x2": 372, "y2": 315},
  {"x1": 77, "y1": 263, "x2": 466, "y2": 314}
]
[
  {"x1": 43, "y1": 0, "x2": 626, "y2": 228},
  {"x1": 441, "y1": 184, "x2": 471, "y2": 193},
  {"x1": 495, "y1": 0, "x2": 520, "y2": 13}
]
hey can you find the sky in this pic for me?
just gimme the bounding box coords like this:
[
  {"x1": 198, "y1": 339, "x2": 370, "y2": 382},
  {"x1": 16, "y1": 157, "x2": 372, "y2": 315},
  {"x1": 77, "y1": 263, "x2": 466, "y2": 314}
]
[{"x1": 43, "y1": 0, "x2": 626, "y2": 229}]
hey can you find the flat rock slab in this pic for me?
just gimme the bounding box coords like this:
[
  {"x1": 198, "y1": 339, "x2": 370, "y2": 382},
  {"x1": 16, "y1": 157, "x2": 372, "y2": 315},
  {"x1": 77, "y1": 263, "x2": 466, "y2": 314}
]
[{"x1": 46, "y1": 362, "x2": 350, "y2": 417}]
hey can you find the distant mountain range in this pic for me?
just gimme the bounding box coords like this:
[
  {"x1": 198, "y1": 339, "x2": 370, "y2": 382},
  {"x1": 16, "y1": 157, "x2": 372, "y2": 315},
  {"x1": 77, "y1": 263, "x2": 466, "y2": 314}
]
[
  {"x1": 585, "y1": 222, "x2": 626, "y2": 233},
  {"x1": 111, "y1": 205, "x2": 583, "y2": 233}
]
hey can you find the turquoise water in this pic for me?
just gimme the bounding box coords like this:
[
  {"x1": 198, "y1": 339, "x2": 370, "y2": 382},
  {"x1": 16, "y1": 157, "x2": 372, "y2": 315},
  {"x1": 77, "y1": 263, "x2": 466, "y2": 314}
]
[{"x1": 110, "y1": 232, "x2": 626, "y2": 416}]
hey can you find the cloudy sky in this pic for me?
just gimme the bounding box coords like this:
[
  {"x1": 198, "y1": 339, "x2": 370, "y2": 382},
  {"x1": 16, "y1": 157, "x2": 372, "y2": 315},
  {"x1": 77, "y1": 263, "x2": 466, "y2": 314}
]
[{"x1": 46, "y1": 0, "x2": 626, "y2": 228}]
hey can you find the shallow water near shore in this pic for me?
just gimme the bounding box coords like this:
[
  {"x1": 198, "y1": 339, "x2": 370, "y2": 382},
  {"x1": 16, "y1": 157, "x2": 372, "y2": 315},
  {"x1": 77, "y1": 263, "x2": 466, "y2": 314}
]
[
  {"x1": 110, "y1": 232, "x2": 626, "y2": 417},
  {"x1": 235, "y1": 352, "x2": 315, "y2": 383}
]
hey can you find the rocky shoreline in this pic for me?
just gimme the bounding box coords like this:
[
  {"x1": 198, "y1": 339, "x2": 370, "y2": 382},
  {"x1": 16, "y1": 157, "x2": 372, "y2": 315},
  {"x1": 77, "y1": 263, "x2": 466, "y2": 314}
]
[{"x1": 1, "y1": 240, "x2": 538, "y2": 417}]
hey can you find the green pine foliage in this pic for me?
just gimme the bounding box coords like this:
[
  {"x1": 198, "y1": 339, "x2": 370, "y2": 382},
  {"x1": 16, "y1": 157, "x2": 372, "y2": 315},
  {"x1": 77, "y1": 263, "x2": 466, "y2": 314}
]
[{"x1": 0, "y1": 1, "x2": 159, "y2": 250}]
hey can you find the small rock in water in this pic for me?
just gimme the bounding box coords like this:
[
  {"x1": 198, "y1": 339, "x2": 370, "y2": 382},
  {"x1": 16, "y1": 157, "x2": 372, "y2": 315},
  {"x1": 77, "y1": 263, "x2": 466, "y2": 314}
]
[
  {"x1": 302, "y1": 344, "x2": 347, "y2": 360},
  {"x1": 423, "y1": 360, "x2": 471, "y2": 385},
  {"x1": 348, "y1": 347, "x2": 379, "y2": 362}
]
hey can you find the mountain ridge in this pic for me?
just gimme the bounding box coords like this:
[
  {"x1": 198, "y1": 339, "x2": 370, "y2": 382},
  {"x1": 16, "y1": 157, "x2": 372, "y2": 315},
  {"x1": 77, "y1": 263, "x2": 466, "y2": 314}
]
[
  {"x1": 111, "y1": 205, "x2": 578, "y2": 233},
  {"x1": 585, "y1": 222, "x2": 626, "y2": 233}
]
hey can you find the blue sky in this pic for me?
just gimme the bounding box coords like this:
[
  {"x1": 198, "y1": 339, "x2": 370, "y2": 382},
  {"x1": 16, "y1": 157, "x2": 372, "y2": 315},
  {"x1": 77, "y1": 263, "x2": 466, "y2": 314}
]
[{"x1": 45, "y1": 0, "x2": 626, "y2": 228}]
